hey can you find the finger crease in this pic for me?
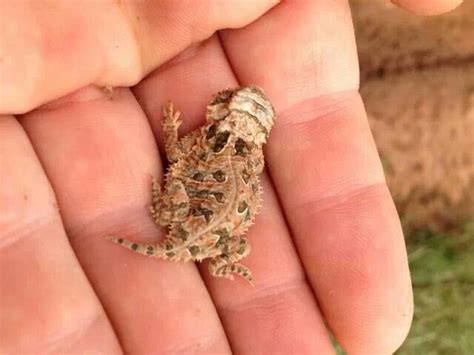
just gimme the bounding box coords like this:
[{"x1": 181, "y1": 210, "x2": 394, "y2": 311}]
[
  {"x1": 159, "y1": 332, "x2": 229, "y2": 355},
  {"x1": 35, "y1": 308, "x2": 105, "y2": 353},
  {"x1": 276, "y1": 89, "x2": 360, "y2": 127},
  {"x1": 291, "y1": 182, "x2": 389, "y2": 217},
  {"x1": 217, "y1": 274, "x2": 307, "y2": 314},
  {"x1": 0, "y1": 211, "x2": 60, "y2": 250}
]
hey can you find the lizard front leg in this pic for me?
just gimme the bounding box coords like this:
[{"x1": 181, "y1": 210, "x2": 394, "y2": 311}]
[
  {"x1": 163, "y1": 102, "x2": 200, "y2": 163},
  {"x1": 162, "y1": 102, "x2": 183, "y2": 163}
]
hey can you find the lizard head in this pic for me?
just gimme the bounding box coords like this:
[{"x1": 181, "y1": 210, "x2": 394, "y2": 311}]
[{"x1": 206, "y1": 86, "x2": 275, "y2": 146}]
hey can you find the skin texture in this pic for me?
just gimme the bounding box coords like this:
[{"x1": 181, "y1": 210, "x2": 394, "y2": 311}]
[
  {"x1": 0, "y1": 0, "x2": 461, "y2": 353},
  {"x1": 108, "y1": 87, "x2": 275, "y2": 284}
]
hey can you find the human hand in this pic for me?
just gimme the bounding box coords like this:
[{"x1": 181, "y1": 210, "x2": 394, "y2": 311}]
[{"x1": 0, "y1": 0, "x2": 462, "y2": 353}]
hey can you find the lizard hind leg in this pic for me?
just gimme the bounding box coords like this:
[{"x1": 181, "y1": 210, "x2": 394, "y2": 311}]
[
  {"x1": 209, "y1": 237, "x2": 253, "y2": 283},
  {"x1": 149, "y1": 178, "x2": 190, "y2": 226},
  {"x1": 208, "y1": 257, "x2": 254, "y2": 285},
  {"x1": 149, "y1": 176, "x2": 168, "y2": 226}
]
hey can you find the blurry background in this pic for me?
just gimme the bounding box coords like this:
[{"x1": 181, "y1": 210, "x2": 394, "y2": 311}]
[{"x1": 350, "y1": 1, "x2": 474, "y2": 353}]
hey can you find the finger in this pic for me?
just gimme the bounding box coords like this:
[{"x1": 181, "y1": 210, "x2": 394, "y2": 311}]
[
  {"x1": 220, "y1": 1, "x2": 413, "y2": 353},
  {"x1": 204, "y1": 175, "x2": 335, "y2": 354},
  {"x1": 19, "y1": 87, "x2": 230, "y2": 353},
  {"x1": 391, "y1": 0, "x2": 463, "y2": 15},
  {"x1": 0, "y1": 117, "x2": 120, "y2": 353},
  {"x1": 134, "y1": 36, "x2": 335, "y2": 354},
  {"x1": 0, "y1": 0, "x2": 278, "y2": 114}
]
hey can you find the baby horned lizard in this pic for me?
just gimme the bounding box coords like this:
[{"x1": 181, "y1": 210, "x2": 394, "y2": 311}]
[{"x1": 108, "y1": 86, "x2": 275, "y2": 283}]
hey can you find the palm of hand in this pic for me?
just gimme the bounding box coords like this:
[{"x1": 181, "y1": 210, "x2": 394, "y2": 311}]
[{"x1": 1, "y1": 0, "x2": 459, "y2": 353}]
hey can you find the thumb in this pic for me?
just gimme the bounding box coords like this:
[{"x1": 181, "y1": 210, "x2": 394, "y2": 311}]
[{"x1": 0, "y1": 0, "x2": 278, "y2": 114}]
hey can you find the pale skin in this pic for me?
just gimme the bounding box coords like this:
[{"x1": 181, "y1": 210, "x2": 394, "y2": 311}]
[{"x1": 0, "y1": 0, "x2": 463, "y2": 354}]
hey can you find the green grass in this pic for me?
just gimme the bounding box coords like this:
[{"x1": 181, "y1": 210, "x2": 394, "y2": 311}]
[{"x1": 398, "y1": 221, "x2": 474, "y2": 354}]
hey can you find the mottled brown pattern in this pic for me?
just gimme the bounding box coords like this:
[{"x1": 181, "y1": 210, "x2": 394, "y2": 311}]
[{"x1": 107, "y1": 86, "x2": 275, "y2": 283}]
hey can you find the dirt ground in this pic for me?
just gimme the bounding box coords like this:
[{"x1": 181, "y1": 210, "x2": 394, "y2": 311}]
[{"x1": 351, "y1": 0, "x2": 474, "y2": 232}]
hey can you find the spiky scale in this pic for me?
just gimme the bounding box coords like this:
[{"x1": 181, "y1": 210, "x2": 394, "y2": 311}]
[{"x1": 107, "y1": 86, "x2": 275, "y2": 284}]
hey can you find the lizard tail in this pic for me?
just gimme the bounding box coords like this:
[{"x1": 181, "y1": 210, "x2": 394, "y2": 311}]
[{"x1": 106, "y1": 236, "x2": 167, "y2": 258}]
